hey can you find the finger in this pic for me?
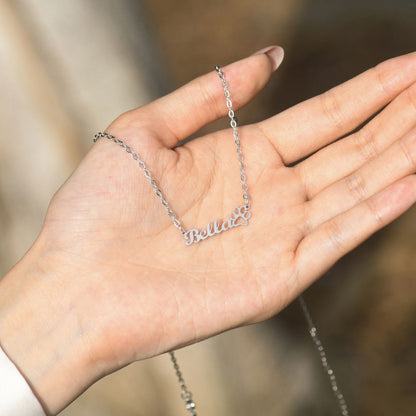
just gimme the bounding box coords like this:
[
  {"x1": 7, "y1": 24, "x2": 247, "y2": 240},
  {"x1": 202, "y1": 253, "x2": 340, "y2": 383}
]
[
  {"x1": 306, "y1": 126, "x2": 416, "y2": 231},
  {"x1": 258, "y1": 52, "x2": 416, "y2": 164},
  {"x1": 132, "y1": 46, "x2": 284, "y2": 148},
  {"x1": 297, "y1": 81, "x2": 416, "y2": 199},
  {"x1": 296, "y1": 175, "x2": 416, "y2": 287}
]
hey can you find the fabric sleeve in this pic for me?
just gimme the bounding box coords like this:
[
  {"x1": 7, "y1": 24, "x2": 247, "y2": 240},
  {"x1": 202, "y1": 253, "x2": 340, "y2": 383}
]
[{"x1": 0, "y1": 344, "x2": 46, "y2": 416}]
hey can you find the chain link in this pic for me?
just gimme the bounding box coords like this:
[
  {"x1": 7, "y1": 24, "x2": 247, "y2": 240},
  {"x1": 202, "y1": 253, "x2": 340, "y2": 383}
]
[{"x1": 215, "y1": 65, "x2": 250, "y2": 209}]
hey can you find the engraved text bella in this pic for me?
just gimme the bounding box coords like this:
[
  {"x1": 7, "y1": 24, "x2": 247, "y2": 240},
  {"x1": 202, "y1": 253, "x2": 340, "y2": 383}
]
[{"x1": 184, "y1": 205, "x2": 251, "y2": 245}]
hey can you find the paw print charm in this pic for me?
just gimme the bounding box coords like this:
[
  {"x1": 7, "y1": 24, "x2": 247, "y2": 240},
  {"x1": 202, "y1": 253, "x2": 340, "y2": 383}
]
[{"x1": 229, "y1": 205, "x2": 251, "y2": 227}]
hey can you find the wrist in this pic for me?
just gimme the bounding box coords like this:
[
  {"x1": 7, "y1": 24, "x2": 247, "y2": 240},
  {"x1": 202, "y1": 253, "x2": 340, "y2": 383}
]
[{"x1": 0, "y1": 238, "x2": 94, "y2": 415}]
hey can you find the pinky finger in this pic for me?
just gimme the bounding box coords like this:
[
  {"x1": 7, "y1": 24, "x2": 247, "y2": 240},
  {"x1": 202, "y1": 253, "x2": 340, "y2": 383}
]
[{"x1": 296, "y1": 175, "x2": 416, "y2": 287}]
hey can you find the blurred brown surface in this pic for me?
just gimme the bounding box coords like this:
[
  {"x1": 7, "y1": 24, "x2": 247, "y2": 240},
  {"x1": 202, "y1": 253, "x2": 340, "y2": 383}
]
[{"x1": 0, "y1": 0, "x2": 415, "y2": 415}]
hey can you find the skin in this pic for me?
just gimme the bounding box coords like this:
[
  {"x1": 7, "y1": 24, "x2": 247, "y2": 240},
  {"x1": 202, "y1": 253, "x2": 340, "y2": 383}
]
[{"x1": 0, "y1": 47, "x2": 415, "y2": 414}]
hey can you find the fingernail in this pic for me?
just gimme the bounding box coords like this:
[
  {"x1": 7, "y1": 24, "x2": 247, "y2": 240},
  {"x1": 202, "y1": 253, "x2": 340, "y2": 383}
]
[{"x1": 252, "y1": 45, "x2": 284, "y2": 72}]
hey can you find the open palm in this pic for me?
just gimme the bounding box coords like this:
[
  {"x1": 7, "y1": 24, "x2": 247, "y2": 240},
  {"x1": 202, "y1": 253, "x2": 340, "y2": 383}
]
[{"x1": 40, "y1": 50, "x2": 416, "y2": 380}]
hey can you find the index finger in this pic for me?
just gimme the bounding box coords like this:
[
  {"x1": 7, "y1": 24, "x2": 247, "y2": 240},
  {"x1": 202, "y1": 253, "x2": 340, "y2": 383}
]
[{"x1": 258, "y1": 52, "x2": 416, "y2": 164}]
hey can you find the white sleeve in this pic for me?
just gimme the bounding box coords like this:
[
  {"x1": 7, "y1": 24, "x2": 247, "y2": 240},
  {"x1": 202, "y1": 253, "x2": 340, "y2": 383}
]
[{"x1": 0, "y1": 344, "x2": 46, "y2": 416}]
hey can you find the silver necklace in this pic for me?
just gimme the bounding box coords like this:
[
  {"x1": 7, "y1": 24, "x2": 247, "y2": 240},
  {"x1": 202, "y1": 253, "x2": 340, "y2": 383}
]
[{"x1": 94, "y1": 66, "x2": 349, "y2": 416}]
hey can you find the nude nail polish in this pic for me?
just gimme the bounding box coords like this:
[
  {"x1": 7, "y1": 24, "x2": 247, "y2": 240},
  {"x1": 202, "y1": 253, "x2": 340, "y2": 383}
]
[{"x1": 252, "y1": 46, "x2": 284, "y2": 71}]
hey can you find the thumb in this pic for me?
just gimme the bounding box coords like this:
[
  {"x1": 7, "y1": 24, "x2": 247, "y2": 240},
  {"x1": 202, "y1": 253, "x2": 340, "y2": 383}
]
[{"x1": 116, "y1": 45, "x2": 284, "y2": 149}]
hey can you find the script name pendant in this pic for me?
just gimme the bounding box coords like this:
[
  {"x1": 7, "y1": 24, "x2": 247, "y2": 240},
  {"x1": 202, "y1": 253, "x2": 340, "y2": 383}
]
[{"x1": 184, "y1": 205, "x2": 251, "y2": 245}]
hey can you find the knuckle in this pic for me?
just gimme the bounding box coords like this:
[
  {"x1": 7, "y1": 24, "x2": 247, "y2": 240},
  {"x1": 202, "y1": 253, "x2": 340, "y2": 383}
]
[
  {"x1": 352, "y1": 128, "x2": 379, "y2": 162},
  {"x1": 319, "y1": 88, "x2": 344, "y2": 128},
  {"x1": 399, "y1": 132, "x2": 416, "y2": 170},
  {"x1": 405, "y1": 83, "x2": 416, "y2": 114},
  {"x1": 365, "y1": 198, "x2": 384, "y2": 227},
  {"x1": 373, "y1": 61, "x2": 393, "y2": 96},
  {"x1": 373, "y1": 52, "x2": 416, "y2": 97},
  {"x1": 326, "y1": 218, "x2": 345, "y2": 252},
  {"x1": 345, "y1": 171, "x2": 368, "y2": 203}
]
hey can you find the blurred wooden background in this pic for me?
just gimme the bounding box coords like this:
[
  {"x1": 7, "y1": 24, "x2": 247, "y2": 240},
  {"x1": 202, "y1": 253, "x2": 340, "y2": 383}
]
[{"x1": 0, "y1": 0, "x2": 415, "y2": 415}]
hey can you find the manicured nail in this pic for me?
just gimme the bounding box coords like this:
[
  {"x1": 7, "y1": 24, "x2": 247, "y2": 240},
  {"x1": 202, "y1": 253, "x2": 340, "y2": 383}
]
[{"x1": 252, "y1": 45, "x2": 284, "y2": 72}]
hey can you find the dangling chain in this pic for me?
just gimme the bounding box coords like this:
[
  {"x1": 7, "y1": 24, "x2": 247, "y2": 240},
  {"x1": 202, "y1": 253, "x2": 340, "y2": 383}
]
[
  {"x1": 298, "y1": 295, "x2": 349, "y2": 415},
  {"x1": 169, "y1": 351, "x2": 197, "y2": 415},
  {"x1": 169, "y1": 296, "x2": 349, "y2": 416},
  {"x1": 94, "y1": 65, "x2": 349, "y2": 415}
]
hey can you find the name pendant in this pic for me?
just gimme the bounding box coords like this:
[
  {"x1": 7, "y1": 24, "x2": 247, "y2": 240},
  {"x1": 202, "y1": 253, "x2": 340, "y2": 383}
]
[{"x1": 184, "y1": 205, "x2": 251, "y2": 245}]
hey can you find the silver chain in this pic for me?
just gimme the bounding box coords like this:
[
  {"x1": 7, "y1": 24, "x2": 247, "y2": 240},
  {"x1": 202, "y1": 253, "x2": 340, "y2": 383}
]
[
  {"x1": 93, "y1": 131, "x2": 187, "y2": 235},
  {"x1": 215, "y1": 65, "x2": 250, "y2": 209},
  {"x1": 169, "y1": 351, "x2": 197, "y2": 416},
  {"x1": 94, "y1": 66, "x2": 349, "y2": 415}
]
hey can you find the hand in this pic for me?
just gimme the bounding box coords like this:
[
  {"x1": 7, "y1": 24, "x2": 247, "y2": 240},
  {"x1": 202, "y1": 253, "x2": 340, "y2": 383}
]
[{"x1": 1, "y1": 47, "x2": 415, "y2": 414}]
